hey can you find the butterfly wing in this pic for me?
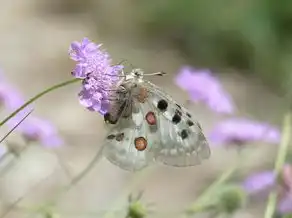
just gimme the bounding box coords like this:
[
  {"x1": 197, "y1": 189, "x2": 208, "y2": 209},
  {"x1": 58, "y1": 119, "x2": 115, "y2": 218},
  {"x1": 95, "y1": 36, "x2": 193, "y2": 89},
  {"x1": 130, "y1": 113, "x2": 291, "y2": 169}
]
[
  {"x1": 102, "y1": 90, "x2": 156, "y2": 171},
  {"x1": 139, "y1": 81, "x2": 211, "y2": 167},
  {"x1": 101, "y1": 80, "x2": 210, "y2": 171}
]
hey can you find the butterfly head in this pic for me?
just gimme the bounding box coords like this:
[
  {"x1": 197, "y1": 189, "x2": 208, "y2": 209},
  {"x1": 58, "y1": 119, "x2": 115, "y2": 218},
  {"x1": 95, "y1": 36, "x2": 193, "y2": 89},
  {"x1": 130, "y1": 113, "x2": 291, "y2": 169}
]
[
  {"x1": 126, "y1": 68, "x2": 166, "y2": 82},
  {"x1": 128, "y1": 68, "x2": 144, "y2": 81},
  {"x1": 122, "y1": 68, "x2": 145, "y2": 88}
]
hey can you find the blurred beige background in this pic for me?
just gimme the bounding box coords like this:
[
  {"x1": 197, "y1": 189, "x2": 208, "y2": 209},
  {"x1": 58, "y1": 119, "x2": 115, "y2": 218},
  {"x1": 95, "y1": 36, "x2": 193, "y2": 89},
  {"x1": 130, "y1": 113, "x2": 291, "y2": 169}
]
[{"x1": 0, "y1": 1, "x2": 288, "y2": 218}]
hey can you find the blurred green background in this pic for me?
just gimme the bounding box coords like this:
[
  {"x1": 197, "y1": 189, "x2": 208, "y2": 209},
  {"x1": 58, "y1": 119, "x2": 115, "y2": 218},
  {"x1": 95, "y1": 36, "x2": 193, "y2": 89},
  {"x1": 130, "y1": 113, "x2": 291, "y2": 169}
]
[{"x1": 52, "y1": 0, "x2": 292, "y2": 95}]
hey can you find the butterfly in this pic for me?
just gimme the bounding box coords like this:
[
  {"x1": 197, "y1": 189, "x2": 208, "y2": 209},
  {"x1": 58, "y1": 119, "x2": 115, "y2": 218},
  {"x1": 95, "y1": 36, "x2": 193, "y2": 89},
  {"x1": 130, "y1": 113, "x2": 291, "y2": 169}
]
[{"x1": 101, "y1": 68, "x2": 210, "y2": 171}]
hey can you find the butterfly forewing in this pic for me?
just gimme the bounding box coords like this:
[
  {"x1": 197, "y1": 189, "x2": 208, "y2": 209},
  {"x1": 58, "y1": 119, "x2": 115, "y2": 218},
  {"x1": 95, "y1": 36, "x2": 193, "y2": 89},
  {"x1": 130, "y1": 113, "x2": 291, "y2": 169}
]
[{"x1": 102, "y1": 91, "x2": 156, "y2": 171}]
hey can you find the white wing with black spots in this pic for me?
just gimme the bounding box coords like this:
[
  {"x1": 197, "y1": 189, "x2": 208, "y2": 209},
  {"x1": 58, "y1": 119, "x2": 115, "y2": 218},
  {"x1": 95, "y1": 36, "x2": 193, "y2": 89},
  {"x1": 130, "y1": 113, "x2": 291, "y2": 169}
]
[
  {"x1": 141, "y1": 81, "x2": 211, "y2": 167},
  {"x1": 101, "y1": 77, "x2": 210, "y2": 171}
]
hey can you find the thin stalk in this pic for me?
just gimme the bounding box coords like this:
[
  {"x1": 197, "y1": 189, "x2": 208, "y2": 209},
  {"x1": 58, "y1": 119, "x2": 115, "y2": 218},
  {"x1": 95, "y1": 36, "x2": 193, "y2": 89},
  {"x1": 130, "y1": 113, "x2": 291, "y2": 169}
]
[
  {"x1": 0, "y1": 78, "x2": 80, "y2": 127},
  {"x1": 264, "y1": 112, "x2": 291, "y2": 218},
  {"x1": 187, "y1": 165, "x2": 237, "y2": 214}
]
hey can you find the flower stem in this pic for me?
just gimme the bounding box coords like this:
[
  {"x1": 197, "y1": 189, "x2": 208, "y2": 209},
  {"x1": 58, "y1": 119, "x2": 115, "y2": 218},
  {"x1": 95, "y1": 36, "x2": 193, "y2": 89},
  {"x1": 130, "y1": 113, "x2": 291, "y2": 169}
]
[
  {"x1": 264, "y1": 112, "x2": 291, "y2": 218},
  {"x1": 187, "y1": 165, "x2": 237, "y2": 214},
  {"x1": 0, "y1": 78, "x2": 80, "y2": 127}
]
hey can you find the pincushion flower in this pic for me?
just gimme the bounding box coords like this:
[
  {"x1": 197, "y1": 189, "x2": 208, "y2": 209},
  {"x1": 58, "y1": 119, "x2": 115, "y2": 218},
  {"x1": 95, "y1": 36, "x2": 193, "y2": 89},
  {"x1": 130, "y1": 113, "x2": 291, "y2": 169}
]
[
  {"x1": 175, "y1": 66, "x2": 234, "y2": 114},
  {"x1": 0, "y1": 73, "x2": 63, "y2": 147},
  {"x1": 242, "y1": 164, "x2": 292, "y2": 215},
  {"x1": 7, "y1": 111, "x2": 63, "y2": 147},
  {"x1": 209, "y1": 118, "x2": 281, "y2": 146},
  {"x1": 69, "y1": 38, "x2": 124, "y2": 115},
  {"x1": 0, "y1": 81, "x2": 27, "y2": 111}
]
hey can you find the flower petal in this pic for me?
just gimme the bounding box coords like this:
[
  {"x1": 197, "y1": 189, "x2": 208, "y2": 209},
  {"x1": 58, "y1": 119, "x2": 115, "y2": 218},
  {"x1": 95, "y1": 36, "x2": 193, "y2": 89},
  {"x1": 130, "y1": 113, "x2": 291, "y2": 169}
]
[
  {"x1": 69, "y1": 38, "x2": 124, "y2": 115},
  {"x1": 242, "y1": 171, "x2": 275, "y2": 194},
  {"x1": 209, "y1": 118, "x2": 281, "y2": 145},
  {"x1": 278, "y1": 194, "x2": 292, "y2": 215},
  {"x1": 175, "y1": 66, "x2": 235, "y2": 114}
]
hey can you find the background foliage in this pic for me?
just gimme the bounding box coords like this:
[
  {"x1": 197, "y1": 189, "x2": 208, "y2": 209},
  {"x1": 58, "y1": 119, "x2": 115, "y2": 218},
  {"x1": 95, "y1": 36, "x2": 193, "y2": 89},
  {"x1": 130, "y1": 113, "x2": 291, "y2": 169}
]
[{"x1": 129, "y1": 0, "x2": 292, "y2": 94}]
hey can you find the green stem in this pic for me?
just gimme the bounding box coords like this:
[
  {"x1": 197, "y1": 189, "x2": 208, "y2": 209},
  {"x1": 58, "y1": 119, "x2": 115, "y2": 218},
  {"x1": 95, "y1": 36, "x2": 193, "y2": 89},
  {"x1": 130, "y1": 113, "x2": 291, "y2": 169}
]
[
  {"x1": 264, "y1": 112, "x2": 291, "y2": 218},
  {"x1": 187, "y1": 165, "x2": 237, "y2": 214},
  {"x1": 0, "y1": 78, "x2": 80, "y2": 127}
]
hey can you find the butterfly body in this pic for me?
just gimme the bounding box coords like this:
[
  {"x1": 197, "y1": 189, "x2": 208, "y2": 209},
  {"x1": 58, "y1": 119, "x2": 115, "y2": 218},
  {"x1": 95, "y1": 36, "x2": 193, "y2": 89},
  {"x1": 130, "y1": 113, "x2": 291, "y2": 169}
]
[{"x1": 102, "y1": 69, "x2": 210, "y2": 171}]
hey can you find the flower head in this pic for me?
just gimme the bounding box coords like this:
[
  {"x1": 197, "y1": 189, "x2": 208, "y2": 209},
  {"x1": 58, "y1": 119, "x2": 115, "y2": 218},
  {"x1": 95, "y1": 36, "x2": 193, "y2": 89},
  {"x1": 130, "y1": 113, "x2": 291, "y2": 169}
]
[
  {"x1": 209, "y1": 118, "x2": 281, "y2": 146},
  {"x1": 216, "y1": 185, "x2": 246, "y2": 214},
  {"x1": 175, "y1": 66, "x2": 234, "y2": 114},
  {"x1": 0, "y1": 70, "x2": 62, "y2": 147},
  {"x1": 0, "y1": 82, "x2": 26, "y2": 111},
  {"x1": 278, "y1": 194, "x2": 292, "y2": 215},
  {"x1": 69, "y1": 38, "x2": 111, "y2": 79},
  {"x1": 242, "y1": 164, "x2": 292, "y2": 215},
  {"x1": 242, "y1": 171, "x2": 276, "y2": 194},
  {"x1": 69, "y1": 38, "x2": 124, "y2": 115},
  {"x1": 126, "y1": 192, "x2": 154, "y2": 218},
  {"x1": 7, "y1": 110, "x2": 63, "y2": 147}
]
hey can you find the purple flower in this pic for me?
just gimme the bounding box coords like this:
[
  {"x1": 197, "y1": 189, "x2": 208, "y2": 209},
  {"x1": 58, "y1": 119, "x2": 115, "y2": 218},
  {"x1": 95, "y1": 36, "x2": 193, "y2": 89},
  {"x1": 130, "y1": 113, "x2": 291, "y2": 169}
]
[
  {"x1": 278, "y1": 165, "x2": 292, "y2": 214},
  {"x1": 242, "y1": 165, "x2": 292, "y2": 214},
  {"x1": 69, "y1": 38, "x2": 110, "y2": 79},
  {"x1": 0, "y1": 70, "x2": 62, "y2": 147},
  {"x1": 0, "y1": 82, "x2": 26, "y2": 110},
  {"x1": 278, "y1": 194, "x2": 292, "y2": 214},
  {"x1": 7, "y1": 110, "x2": 63, "y2": 147},
  {"x1": 69, "y1": 38, "x2": 124, "y2": 115},
  {"x1": 175, "y1": 66, "x2": 234, "y2": 114},
  {"x1": 209, "y1": 118, "x2": 281, "y2": 146},
  {"x1": 242, "y1": 171, "x2": 276, "y2": 194}
]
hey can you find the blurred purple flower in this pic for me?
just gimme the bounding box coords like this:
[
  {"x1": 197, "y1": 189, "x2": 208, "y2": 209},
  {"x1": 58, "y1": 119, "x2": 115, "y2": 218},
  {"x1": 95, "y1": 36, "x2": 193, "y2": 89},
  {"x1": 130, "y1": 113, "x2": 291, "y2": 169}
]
[
  {"x1": 278, "y1": 194, "x2": 292, "y2": 215},
  {"x1": 175, "y1": 66, "x2": 234, "y2": 114},
  {"x1": 0, "y1": 85, "x2": 63, "y2": 147},
  {"x1": 0, "y1": 70, "x2": 62, "y2": 147},
  {"x1": 242, "y1": 164, "x2": 292, "y2": 215},
  {"x1": 69, "y1": 38, "x2": 124, "y2": 115},
  {"x1": 7, "y1": 110, "x2": 63, "y2": 147},
  {"x1": 209, "y1": 118, "x2": 281, "y2": 146},
  {"x1": 0, "y1": 82, "x2": 26, "y2": 110},
  {"x1": 242, "y1": 171, "x2": 276, "y2": 194}
]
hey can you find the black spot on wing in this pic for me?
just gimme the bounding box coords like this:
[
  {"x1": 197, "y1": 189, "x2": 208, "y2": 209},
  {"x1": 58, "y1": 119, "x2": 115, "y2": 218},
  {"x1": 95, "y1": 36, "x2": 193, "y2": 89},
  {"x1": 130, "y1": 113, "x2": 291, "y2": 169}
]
[
  {"x1": 107, "y1": 134, "x2": 116, "y2": 140},
  {"x1": 157, "y1": 99, "x2": 168, "y2": 111},
  {"x1": 176, "y1": 104, "x2": 182, "y2": 109},
  {"x1": 186, "y1": 112, "x2": 192, "y2": 118},
  {"x1": 172, "y1": 113, "x2": 181, "y2": 124},
  {"x1": 180, "y1": 129, "x2": 188, "y2": 139},
  {"x1": 187, "y1": 120, "x2": 194, "y2": 126},
  {"x1": 115, "y1": 133, "x2": 125, "y2": 141}
]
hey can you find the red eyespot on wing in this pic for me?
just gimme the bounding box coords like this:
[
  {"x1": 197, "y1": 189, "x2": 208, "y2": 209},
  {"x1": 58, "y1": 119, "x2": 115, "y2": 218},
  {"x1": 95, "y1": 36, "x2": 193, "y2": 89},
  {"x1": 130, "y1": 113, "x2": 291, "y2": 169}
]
[
  {"x1": 134, "y1": 137, "x2": 148, "y2": 151},
  {"x1": 145, "y1": 111, "x2": 156, "y2": 125}
]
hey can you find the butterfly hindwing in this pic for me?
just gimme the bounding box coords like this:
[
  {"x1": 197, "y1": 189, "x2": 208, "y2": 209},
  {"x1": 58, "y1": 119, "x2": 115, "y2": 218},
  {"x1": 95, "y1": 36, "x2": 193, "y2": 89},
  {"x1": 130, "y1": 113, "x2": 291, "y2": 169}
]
[{"x1": 140, "y1": 81, "x2": 211, "y2": 167}]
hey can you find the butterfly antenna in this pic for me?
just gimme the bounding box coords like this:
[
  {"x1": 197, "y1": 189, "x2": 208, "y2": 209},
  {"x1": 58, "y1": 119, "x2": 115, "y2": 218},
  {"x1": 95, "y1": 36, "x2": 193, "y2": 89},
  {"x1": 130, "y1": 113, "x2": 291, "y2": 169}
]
[
  {"x1": 143, "y1": 71, "x2": 167, "y2": 77},
  {"x1": 129, "y1": 63, "x2": 134, "y2": 69},
  {"x1": 117, "y1": 59, "x2": 127, "y2": 65},
  {"x1": 0, "y1": 109, "x2": 34, "y2": 144}
]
